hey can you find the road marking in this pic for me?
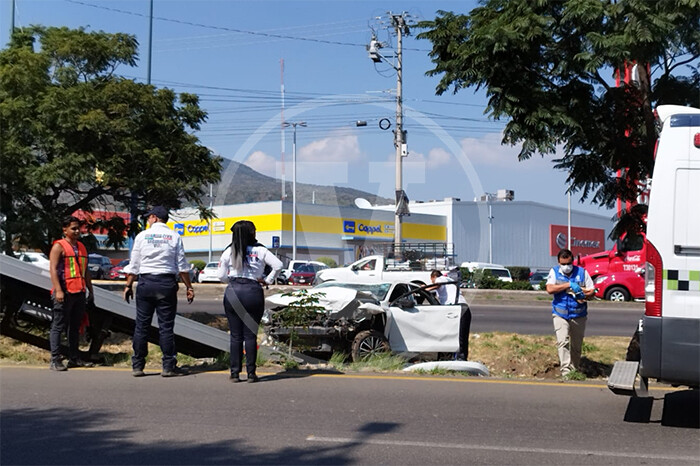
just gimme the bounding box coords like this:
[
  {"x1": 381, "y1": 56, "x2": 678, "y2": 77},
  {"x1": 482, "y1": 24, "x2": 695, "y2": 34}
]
[
  {"x1": 0, "y1": 365, "x2": 677, "y2": 392},
  {"x1": 306, "y1": 435, "x2": 698, "y2": 462}
]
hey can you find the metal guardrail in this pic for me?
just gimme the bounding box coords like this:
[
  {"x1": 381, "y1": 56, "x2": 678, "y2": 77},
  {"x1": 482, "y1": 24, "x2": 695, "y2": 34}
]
[{"x1": 0, "y1": 254, "x2": 229, "y2": 357}]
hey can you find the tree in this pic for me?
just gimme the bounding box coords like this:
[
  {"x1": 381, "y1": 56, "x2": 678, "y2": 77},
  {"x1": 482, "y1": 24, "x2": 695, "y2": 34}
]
[
  {"x1": 417, "y1": 0, "x2": 699, "y2": 208},
  {"x1": 0, "y1": 27, "x2": 222, "y2": 254}
]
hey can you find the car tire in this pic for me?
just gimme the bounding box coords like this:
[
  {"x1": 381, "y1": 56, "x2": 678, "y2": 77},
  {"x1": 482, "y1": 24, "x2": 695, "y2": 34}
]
[
  {"x1": 351, "y1": 330, "x2": 390, "y2": 362},
  {"x1": 605, "y1": 286, "x2": 630, "y2": 302}
]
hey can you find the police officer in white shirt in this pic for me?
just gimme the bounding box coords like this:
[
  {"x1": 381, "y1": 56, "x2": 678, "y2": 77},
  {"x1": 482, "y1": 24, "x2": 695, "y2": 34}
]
[
  {"x1": 123, "y1": 206, "x2": 194, "y2": 377},
  {"x1": 217, "y1": 220, "x2": 282, "y2": 383}
]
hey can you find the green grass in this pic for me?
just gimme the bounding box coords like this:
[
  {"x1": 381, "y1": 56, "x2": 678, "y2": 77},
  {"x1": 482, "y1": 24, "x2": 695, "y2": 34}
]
[
  {"x1": 346, "y1": 352, "x2": 407, "y2": 372},
  {"x1": 328, "y1": 351, "x2": 348, "y2": 369},
  {"x1": 564, "y1": 369, "x2": 586, "y2": 381}
]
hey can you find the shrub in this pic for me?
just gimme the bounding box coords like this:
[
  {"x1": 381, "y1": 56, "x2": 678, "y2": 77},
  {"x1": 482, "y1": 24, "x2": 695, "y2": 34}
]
[
  {"x1": 190, "y1": 260, "x2": 206, "y2": 271},
  {"x1": 504, "y1": 280, "x2": 536, "y2": 291},
  {"x1": 506, "y1": 266, "x2": 531, "y2": 282},
  {"x1": 316, "y1": 256, "x2": 338, "y2": 268}
]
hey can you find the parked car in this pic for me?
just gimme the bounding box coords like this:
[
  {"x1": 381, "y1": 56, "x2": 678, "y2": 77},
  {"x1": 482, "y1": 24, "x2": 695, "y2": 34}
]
[
  {"x1": 263, "y1": 280, "x2": 469, "y2": 362},
  {"x1": 594, "y1": 270, "x2": 645, "y2": 301},
  {"x1": 15, "y1": 251, "x2": 50, "y2": 270},
  {"x1": 278, "y1": 260, "x2": 328, "y2": 284},
  {"x1": 460, "y1": 262, "x2": 513, "y2": 283},
  {"x1": 529, "y1": 270, "x2": 549, "y2": 290},
  {"x1": 288, "y1": 263, "x2": 328, "y2": 286},
  {"x1": 198, "y1": 261, "x2": 220, "y2": 283},
  {"x1": 88, "y1": 253, "x2": 112, "y2": 279},
  {"x1": 108, "y1": 259, "x2": 130, "y2": 280}
]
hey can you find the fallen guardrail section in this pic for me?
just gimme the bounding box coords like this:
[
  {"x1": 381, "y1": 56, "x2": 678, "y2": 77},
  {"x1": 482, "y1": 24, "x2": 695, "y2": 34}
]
[{"x1": 0, "y1": 254, "x2": 229, "y2": 361}]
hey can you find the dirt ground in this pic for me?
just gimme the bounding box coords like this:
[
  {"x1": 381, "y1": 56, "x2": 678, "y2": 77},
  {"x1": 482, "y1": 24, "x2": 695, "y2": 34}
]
[{"x1": 0, "y1": 308, "x2": 630, "y2": 380}]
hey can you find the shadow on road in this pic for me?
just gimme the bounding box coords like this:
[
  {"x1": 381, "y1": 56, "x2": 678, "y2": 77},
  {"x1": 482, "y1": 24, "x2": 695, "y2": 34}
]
[
  {"x1": 624, "y1": 389, "x2": 699, "y2": 428},
  {"x1": 0, "y1": 408, "x2": 397, "y2": 465}
]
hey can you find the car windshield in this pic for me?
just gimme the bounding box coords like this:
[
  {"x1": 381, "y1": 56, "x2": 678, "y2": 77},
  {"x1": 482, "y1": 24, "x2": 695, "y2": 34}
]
[
  {"x1": 88, "y1": 256, "x2": 102, "y2": 265},
  {"x1": 313, "y1": 282, "x2": 392, "y2": 300},
  {"x1": 205, "y1": 262, "x2": 217, "y2": 269},
  {"x1": 296, "y1": 265, "x2": 314, "y2": 273},
  {"x1": 116, "y1": 259, "x2": 129, "y2": 267},
  {"x1": 489, "y1": 269, "x2": 510, "y2": 278}
]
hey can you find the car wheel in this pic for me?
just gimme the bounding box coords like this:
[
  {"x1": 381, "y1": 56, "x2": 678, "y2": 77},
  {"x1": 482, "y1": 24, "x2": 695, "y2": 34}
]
[
  {"x1": 605, "y1": 286, "x2": 630, "y2": 302},
  {"x1": 351, "y1": 330, "x2": 390, "y2": 362}
]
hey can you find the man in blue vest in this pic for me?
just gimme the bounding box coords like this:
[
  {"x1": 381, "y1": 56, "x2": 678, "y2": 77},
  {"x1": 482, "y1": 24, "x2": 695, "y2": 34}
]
[{"x1": 546, "y1": 248, "x2": 594, "y2": 376}]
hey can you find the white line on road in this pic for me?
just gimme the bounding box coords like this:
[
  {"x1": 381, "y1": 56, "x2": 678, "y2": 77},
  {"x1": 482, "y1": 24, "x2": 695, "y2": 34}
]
[{"x1": 306, "y1": 435, "x2": 698, "y2": 462}]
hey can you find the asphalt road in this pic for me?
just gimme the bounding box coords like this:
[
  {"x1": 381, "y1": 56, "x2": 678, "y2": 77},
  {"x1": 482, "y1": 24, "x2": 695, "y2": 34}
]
[
  {"x1": 1, "y1": 366, "x2": 698, "y2": 465},
  {"x1": 176, "y1": 295, "x2": 643, "y2": 337}
]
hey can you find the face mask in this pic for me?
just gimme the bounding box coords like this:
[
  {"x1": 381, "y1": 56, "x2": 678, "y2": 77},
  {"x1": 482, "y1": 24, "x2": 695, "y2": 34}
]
[{"x1": 560, "y1": 264, "x2": 573, "y2": 274}]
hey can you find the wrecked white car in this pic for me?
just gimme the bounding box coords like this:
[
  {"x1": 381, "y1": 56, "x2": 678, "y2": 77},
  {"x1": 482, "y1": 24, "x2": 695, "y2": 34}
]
[{"x1": 263, "y1": 281, "x2": 471, "y2": 362}]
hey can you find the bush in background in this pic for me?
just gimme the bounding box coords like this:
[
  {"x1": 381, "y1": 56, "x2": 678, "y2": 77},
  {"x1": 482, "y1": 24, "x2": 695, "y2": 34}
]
[
  {"x1": 190, "y1": 260, "x2": 207, "y2": 271},
  {"x1": 316, "y1": 256, "x2": 338, "y2": 268},
  {"x1": 506, "y1": 266, "x2": 531, "y2": 282}
]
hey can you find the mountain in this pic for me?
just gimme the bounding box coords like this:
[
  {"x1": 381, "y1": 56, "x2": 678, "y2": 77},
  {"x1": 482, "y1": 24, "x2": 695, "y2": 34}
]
[{"x1": 211, "y1": 159, "x2": 393, "y2": 207}]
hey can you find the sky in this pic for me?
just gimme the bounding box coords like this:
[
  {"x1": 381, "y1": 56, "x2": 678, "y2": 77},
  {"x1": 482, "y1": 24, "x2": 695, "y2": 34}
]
[{"x1": 1, "y1": 0, "x2": 616, "y2": 217}]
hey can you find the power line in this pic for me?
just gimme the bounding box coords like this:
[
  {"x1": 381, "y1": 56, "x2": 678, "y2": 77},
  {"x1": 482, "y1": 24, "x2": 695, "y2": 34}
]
[
  {"x1": 64, "y1": 0, "x2": 432, "y2": 52},
  {"x1": 66, "y1": 0, "x2": 365, "y2": 48}
]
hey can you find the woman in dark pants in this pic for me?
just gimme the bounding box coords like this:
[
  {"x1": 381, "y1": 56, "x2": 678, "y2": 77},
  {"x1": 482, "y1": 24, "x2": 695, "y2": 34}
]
[{"x1": 218, "y1": 221, "x2": 282, "y2": 382}]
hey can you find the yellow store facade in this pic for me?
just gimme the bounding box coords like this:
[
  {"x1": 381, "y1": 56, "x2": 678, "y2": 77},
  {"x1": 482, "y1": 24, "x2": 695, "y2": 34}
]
[{"x1": 169, "y1": 201, "x2": 446, "y2": 265}]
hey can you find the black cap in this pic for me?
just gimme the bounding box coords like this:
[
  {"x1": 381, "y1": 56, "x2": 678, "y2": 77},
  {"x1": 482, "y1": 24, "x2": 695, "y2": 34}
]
[{"x1": 145, "y1": 206, "x2": 169, "y2": 222}]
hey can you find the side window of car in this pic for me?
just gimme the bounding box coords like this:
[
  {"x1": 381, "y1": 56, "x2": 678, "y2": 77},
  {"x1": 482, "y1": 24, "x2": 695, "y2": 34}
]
[{"x1": 388, "y1": 284, "x2": 409, "y2": 302}]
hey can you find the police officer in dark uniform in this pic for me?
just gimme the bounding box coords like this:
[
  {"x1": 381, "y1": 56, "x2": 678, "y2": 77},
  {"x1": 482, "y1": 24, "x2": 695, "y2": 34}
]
[{"x1": 123, "y1": 206, "x2": 195, "y2": 377}]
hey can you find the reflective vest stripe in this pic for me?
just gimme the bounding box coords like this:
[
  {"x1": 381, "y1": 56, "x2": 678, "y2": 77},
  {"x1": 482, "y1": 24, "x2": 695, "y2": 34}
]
[{"x1": 56, "y1": 239, "x2": 87, "y2": 293}]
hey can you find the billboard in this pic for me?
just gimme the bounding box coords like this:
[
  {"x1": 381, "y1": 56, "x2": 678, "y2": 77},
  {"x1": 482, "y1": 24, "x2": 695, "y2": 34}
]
[{"x1": 549, "y1": 225, "x2": 605, "y2": 257}]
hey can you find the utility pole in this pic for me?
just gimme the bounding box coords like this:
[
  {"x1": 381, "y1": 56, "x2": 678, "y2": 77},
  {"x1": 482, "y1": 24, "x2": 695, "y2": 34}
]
[
  {"x1": 280, "y1": 59, "x2": 286, "y2": 200},
  {"x1": 147, "y1": 0, "x2": 154, "y2": 85},
  {"x1": 283, "y1": 121, "x2": 306, "y2": 260},
  {"x1": 392, "y1": 13, "x2": 407, "y2": 258},
  {"x1": 208, "y1": 183, "x2": 214, "y2": 263},
  {"x1": 367, "y1": 12, "x2": 411, "y2": 258}
]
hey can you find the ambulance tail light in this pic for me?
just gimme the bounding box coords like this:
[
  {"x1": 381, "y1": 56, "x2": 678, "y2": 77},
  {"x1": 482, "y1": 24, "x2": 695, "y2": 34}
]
[
  {"x1": 694, "y1": 133, "x2": 700, "y2": 148},
  {"x1": 645, "y1": 240, "x2": 663, "y2": 317}
]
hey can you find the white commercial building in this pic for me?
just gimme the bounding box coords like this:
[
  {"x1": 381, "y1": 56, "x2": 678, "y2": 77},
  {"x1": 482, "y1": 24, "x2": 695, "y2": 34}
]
[{"x1": 169, "y1": 196, "x2": 613, "y2": 270}]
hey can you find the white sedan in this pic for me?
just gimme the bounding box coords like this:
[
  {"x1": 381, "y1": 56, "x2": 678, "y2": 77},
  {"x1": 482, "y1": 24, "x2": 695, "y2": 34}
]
[
  {"x1": 264, "y1": 281, "x2": 470, "y2": 362},
  {"x1": 16, "y1": 251, "x2": 50, "y2": 270},
  {"x1": 198, "y1": 262, "x2": 220, "y2": 283}
]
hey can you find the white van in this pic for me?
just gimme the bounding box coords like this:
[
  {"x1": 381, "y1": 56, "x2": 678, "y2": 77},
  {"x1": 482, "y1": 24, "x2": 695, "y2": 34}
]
[
  {"x1": 608, "y1": 105, "x2": 700, "y2": 396},
  {"x1": 460, "y1": 261, "x2": 513, "y2": 282}
]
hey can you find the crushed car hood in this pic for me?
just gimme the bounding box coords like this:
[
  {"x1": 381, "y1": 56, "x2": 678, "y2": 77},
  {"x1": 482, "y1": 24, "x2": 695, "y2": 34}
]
[{"x1": 265, "y1": 286, "x2": 382, "y2": 320}]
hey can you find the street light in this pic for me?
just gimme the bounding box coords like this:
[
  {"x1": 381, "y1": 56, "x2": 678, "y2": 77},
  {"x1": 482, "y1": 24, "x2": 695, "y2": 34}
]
[{"x1": 282, "y1": 121, "x2": 306, "y2": 260}]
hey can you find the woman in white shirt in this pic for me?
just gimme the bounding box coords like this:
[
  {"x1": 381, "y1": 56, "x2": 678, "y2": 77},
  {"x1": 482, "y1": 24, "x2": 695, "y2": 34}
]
[{"x1": 217, "y1": 220, "x2": 282, "y2": 383}]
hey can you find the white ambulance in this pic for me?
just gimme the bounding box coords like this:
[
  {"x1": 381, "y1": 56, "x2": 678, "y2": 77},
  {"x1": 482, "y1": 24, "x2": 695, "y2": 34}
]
[{"x1": 608, "y1": 105, "x2": 700, "y2": 396}]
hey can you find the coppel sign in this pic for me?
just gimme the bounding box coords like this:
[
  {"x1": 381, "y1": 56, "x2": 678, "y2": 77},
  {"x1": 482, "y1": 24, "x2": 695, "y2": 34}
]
[
  {"x1": 173, "y1": 222, "x2": 209, "y2": 236},
  {"x1": 342, "y1": 220, "x2": 385, "y2": 236},
  {"x1": 549, "y1": 225, "x2": 605, "y2": 256}
]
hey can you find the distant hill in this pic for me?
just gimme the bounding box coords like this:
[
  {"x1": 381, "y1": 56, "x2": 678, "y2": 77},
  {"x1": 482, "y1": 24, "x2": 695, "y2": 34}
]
[{"x1": 210, "y1": 159, "x2": 393, "y2": 207}]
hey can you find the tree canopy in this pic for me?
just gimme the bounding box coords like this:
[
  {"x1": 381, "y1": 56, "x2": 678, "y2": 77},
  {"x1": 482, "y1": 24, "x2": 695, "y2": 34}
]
[
  {"x1": 0, "y1": 26, "x2": 222, "y2": 253},
  {"x1": 417, "y1": 0, "x2": 699, "y2": 208}
]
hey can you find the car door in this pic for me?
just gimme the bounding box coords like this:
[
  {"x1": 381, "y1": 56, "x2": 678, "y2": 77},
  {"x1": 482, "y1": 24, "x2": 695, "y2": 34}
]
[{"x1": 385, "y1": 284, "x2": 462, "y2": 353}]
